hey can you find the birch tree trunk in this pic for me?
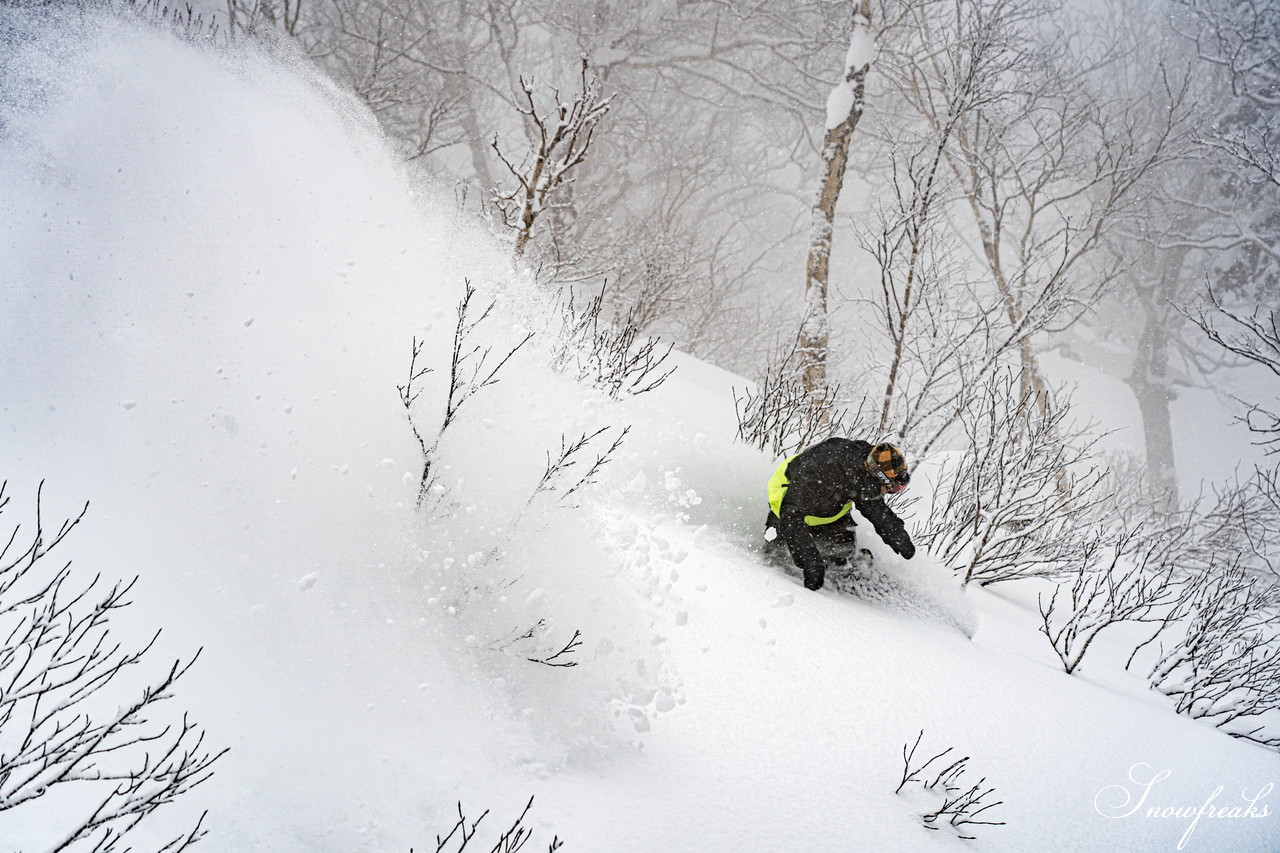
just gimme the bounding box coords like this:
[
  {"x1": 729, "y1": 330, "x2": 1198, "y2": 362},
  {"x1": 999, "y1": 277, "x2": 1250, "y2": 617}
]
[{"x1": 798, "y1": 0, "x2": 875, "y2": 394}]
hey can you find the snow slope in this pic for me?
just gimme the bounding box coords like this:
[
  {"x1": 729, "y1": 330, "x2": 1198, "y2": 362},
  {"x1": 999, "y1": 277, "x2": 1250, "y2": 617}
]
[{"x1": 2, "y1": 10, "x2": 1278, "y2": 852}]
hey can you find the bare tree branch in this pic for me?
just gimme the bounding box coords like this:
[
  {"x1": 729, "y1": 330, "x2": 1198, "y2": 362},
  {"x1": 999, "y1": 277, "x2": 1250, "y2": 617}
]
[{"x1": 0, "y1": 481, "x2": 224, "y2": 852}]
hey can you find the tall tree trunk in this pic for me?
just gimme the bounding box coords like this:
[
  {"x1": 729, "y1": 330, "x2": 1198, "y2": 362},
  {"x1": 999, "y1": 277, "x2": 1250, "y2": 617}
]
[
  {"x1": 1131, "y1": 325, "x2": 1178, "y2": 506},
  {"x1": 798, "y1": 0, "x2": 874, "y2": 394},
  {"x1": 445, "y1": 1, "x2": 497, "y2": 217},
  {"x1": 1125, "y1": 250, "x2": 1186, "y2": 507},
  {"x1": 958, "y1": 186, "x2": 1053, "y2": 417},
  {"x1": 460, "y1": 99, "x2": 497, "y2": 213}
]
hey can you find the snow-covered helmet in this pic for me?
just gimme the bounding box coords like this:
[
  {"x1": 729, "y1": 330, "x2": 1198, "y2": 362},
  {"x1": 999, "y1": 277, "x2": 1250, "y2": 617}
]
[{"x1": 866, "y1": 442, "x2": 910, "y2": 493}]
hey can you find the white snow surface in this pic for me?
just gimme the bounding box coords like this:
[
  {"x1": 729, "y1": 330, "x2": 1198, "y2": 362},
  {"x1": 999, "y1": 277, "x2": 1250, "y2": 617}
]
[{"x1": 2, "y1": 12, "x2": 1278, "y2": 853}]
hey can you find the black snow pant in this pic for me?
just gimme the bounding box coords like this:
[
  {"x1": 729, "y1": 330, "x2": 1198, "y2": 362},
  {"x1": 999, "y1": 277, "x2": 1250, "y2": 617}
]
[{"x1": 764, "y1": 511, "x2": 858, "y2": 589}]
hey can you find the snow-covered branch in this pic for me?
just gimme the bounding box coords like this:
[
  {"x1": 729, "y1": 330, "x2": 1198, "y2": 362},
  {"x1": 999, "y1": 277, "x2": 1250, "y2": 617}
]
[
  {"x1": 549, "y1": 283, "x2": 676, "y2": 400},
  {"x1": 401, "y1": 280, "x2": 534, "y2": 508},
  {"x1": 1038, "y1": 537, "x2": 1188, "y2": 675},
  {"x1": 1146, "y1": 564, "x2": 1280, "y2": 749},
  {"x1": 492, "y1": 59, "x2": 613, "y2": 259},
  {"x1": 918, "y1": 369, "x2": 1110, "y2": 587}
]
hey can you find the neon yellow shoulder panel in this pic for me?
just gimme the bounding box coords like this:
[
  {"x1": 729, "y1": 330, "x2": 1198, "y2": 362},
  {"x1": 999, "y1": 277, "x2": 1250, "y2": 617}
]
[{"x1": 767, "y1": 455, "x2": 852, "y2": 527}]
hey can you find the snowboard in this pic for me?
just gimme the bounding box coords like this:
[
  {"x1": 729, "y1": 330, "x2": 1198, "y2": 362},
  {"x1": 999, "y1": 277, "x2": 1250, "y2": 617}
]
[
  {"x1": 825, "y1": 547, "x2": 974, "y2": 637},
  {"x1": 764, "y1": 537, "x2": 975, "y2": 637}
]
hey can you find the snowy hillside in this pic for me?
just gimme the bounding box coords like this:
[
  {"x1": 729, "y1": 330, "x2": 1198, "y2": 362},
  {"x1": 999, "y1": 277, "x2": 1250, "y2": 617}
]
[{"x1": 2, "y1": 10, "x2": 1278, "y2": 853}]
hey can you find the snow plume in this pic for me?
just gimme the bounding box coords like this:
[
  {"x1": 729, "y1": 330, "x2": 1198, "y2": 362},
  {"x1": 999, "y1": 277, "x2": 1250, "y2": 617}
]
[
  {"x1": 0, "y1": 7, "x2": 555, "y2": 848},
  {"x1": 0, "y1": 6, "x2": 682, "y2": 846},
  {"x1": 405, "y1": 335, "x2": 688, "y2": 754}
]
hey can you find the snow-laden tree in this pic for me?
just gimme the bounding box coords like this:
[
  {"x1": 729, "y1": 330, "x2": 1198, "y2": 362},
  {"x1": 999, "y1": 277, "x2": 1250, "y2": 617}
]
[
  {"x1": 491, "y1": 60, "x2": 613, "y2": 260},
  {"x1": 797, "y1": 0, "x2": 877, "y2": 394},
  {"x1": 884, "y1": 0, "x2": 1192, "y2": 429},
  {"x1": 1077, "y1": 0, "x2": 1280, "y2": 504},
  {"x1": 917, "y1": 369, "x2": 1111, "y2": 586}
]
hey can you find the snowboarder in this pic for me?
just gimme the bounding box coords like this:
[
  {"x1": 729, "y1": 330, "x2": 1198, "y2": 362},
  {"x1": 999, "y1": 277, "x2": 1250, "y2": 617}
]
[{"x1": 765, "y1": 438, "x2": 916, "y2": 591}]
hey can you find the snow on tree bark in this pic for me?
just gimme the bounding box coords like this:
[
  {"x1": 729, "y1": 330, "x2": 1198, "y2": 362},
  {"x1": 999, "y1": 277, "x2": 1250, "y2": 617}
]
[{"x1": 799, "y1": 0, "x2": 875, "y2": 395}]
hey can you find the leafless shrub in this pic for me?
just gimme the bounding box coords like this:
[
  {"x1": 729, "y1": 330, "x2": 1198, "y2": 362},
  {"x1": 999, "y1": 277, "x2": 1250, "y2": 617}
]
[
  {"x1": 550, "y1": 284, "x2": 675, "y2": 400},
  {"x1": 531, "y1": 426, "x2": 631, "y2": 508},
  {"x1": 76, "y1": 0, "x2": 224, "y2": 40},
  {"x1": 733, "y1": 338, "x2": 869, "y2": 458},
  {"x1": 420, "y1": 387, "x2": 624, "y2": 671},
  {"x1": 1145, "y1": 564, "x2": 1280, "y2": 748},
  {"x1": 423, "y1": 795, "x2": 562, "y2": 853},
  {"x1": 1189, "y1": 469, "x2": 1280, "y2": 578},
  {"x1": 459, "y1": 424, "x2": 625, "y2": 655},
  {"x1": 400, "y1": 280, "x2": 534, "y2": 508},
  {"x1": 1181, "y1": 284, "x2": 1280, "y2": 577},
  {"x1": 1111, "y1": 461, "x2": 1280, "y2": 585},
  {"x1": 895, "y1": 730, "x2": 1005, "y2": 841},
  {"x1": 525, "y1": 628, "x2": 583, "y2": 669},
  {"x1": 1254, "y1": 468, "x2": 1280, "y2": 575},
  {"x1": 455, "y1": 424, "x2": 625, "y2": 667},
  {"x1": 493, "y1": 59, "x2": 613, "y2": 260},
  {"x1": 0, "y1": 480, "x2": 225, "y2": 852},
  {"x1": 1038, "y1": 535, "x2": 1189, "y2": 675},
  {"x1": 733, "y1": 375, "x2": 849, "y2": 459},
  {"x1": 487, "y1": 620, "x2": 584, "y2": 669},
  {"x1": 1113, "y1": 467, "x2": 1280, "y2": 584},
  {"x1": 440, "y1": 421, "x2": 622, "y2": 645},
  {"x1": 1026, "y1": 460, "x2": 1280, "y2": 678},
  {"x1": 918, "y1": 369, "x2": 1110, "y2": 586},
  {"x1": 29, "y1": 0, "x2": 226, "y2": 43},
  {"x1": 224, "y1": 0, "x2": 299, "y2": 37}
]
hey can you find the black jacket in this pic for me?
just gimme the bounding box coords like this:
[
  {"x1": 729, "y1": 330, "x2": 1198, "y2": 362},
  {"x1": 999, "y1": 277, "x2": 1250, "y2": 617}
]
[{"x1": 776, "y1": 437, "x2": 916, "y2": 578}]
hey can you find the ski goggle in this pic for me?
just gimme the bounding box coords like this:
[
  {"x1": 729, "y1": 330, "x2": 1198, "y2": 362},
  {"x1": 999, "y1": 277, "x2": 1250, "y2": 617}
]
[{"x1": 870, "y1": 465, "x2": 910, "y2": 494}]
